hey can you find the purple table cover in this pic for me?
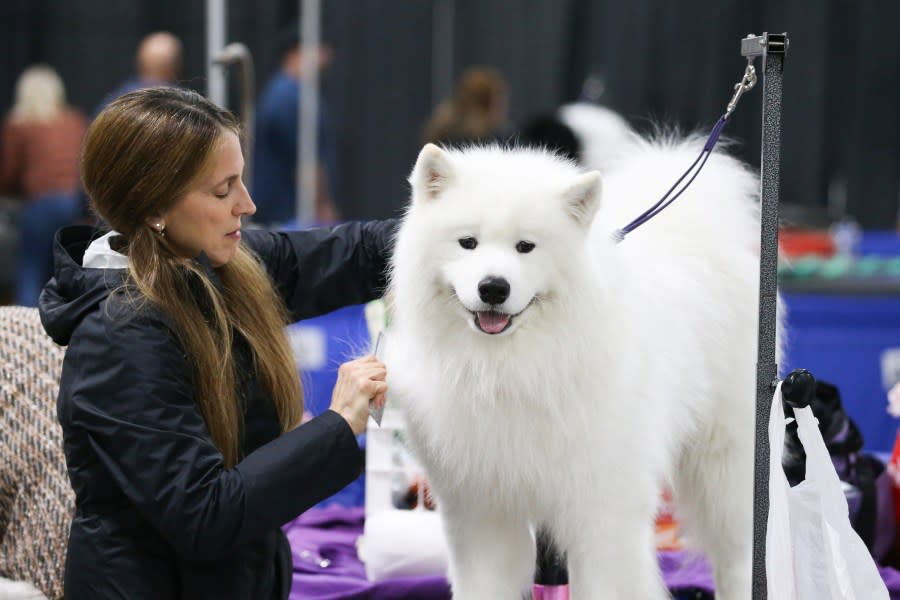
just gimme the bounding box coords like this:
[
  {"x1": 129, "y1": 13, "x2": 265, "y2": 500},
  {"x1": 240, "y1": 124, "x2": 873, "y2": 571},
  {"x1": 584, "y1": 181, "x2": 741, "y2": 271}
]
[{"x1": 286, "y1": 505, "x2": 900, "y2": 599}]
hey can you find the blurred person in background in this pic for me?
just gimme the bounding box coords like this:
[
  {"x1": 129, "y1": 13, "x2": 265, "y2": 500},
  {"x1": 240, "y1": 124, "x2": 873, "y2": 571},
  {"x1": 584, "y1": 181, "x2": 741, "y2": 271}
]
[
  {"x1": 252, "y1": 26, "x2": 341, "y2": 227},
  {"x1": 96, "y1": 31, "x2": 183, "y2": 113},
  {"x1": 0, "y1": 64, "x2": 86, "y2": 306},
  {"x1": 423, "y1": 66, "x2": 511, "y2": 146},
  {"x1": 72, "y1": 31, "x2": 185, "y2": 224}
]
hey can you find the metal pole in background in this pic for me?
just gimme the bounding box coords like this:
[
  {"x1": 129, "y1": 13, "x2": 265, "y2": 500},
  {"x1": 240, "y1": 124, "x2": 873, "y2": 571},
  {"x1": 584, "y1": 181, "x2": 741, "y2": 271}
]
[
  {"x1": 431, "y1": 0, "x2": 455, "y2": 109},
  {"x1": 213, "y1": 44, "x2": 256, "y2": 190},
  {"x1": 297, "y1": 0, "x2": 321, "y2": 226},
  {"x1": 205, "y1": 0, "x2": 227, "y2": 107},
  {"x1": 746, "y1": 31, "x2": 788, "y2": 600}
]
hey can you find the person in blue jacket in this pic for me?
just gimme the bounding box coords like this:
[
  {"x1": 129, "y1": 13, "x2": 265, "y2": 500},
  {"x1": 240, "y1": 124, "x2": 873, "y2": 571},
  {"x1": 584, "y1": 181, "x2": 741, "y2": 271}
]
[
  {"x1": 38, "y1": 86, "x2": 394, "y2": 599},
  {"x1": 252, "y1": 26, "x2": 340, "y2": 226}
]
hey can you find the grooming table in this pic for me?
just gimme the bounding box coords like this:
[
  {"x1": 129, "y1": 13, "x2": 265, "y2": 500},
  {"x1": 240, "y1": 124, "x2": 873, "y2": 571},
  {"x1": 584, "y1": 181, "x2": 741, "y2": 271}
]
[{"x1": 283, "y1": 505, "x2": 900, "y2": 599}]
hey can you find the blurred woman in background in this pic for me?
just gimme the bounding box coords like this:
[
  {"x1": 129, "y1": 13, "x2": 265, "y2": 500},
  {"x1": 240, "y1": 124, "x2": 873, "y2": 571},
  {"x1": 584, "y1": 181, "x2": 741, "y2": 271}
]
[
  {"x1": 0, "y1": 64, "x2": 86, "y2": 306},
  {"x1": 423, "y1": 66, "x2": 510, "y2": 146}
]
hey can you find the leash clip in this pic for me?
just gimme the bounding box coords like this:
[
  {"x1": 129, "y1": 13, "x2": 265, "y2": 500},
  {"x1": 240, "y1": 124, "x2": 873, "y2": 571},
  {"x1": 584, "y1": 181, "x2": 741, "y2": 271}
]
[{"x1": 725, "y1": 60, "x2": 757, "y2": 118}]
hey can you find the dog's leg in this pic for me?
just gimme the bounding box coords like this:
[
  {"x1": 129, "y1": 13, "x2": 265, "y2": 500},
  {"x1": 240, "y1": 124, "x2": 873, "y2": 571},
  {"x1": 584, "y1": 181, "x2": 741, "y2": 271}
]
[
  {"x1": 440, "y1": 504, "x2": 535, "y2": 600},
  {"x1": 673, "y1": 428, "x2": 753, "y2": 600},
  {"x1": 566, "y1": 513, "x2": 669, "y2": 600}
]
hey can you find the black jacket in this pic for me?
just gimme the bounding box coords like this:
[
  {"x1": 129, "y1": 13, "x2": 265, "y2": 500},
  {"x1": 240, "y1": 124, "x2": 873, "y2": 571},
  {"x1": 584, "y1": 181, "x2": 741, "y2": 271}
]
[{"x1": 39, "y1": 222, "x2": 396, "y2": 599}]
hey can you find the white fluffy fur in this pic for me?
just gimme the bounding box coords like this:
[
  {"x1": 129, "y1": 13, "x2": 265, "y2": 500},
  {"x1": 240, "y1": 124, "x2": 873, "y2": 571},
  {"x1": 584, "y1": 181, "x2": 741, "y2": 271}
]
[
  {"x1": 0, "y1": 577, "x2": 48, "y2": 600},
  {"x1": 385, "y1": 137, "x2": 766, "y2": 599},
  {"x1": 558, "y1": 102, "x2": 636, "y2": 171}
]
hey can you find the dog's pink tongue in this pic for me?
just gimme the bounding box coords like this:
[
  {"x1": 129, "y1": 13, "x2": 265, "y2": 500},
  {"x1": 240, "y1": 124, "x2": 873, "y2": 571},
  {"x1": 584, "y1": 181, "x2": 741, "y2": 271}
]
[{"x1": 477, "y1": 311, "x2": 509, "y2": 334}]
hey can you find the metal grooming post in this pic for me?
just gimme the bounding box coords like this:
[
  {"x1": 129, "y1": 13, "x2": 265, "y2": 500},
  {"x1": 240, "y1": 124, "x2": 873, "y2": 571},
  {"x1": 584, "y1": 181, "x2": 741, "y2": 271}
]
[
  {"x1": 212, "y1": 44, "x2": 256, "y2": 190},
  {"x1": 297, "y1": 0, "x2": 321, "y2": 226},
  {"x1": 746, "y1": 31, "x2": 789, "y2": 600}
]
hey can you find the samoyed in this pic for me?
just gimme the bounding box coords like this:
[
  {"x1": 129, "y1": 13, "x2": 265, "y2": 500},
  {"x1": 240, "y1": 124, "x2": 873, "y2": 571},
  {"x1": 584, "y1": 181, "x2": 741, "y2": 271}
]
[{"x1": 384, "y1": 136, "x2": 764, "y2": 599}]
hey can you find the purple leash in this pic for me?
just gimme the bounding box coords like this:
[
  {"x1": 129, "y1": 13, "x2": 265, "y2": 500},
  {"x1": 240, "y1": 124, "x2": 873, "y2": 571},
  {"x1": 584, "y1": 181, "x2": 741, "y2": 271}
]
[{"x1": 614, "y1": 60, "x2": 758, "y2": 243}]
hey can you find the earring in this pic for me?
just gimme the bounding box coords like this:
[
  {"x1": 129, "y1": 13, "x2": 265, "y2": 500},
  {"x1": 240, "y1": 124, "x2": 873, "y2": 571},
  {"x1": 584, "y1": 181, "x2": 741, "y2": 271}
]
[{"x1": 153, "y1": 222, "x2": 166, "y2": 237}]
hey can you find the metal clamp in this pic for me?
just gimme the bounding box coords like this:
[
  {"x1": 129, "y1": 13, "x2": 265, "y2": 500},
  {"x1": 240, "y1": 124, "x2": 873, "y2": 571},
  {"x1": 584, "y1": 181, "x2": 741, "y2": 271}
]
[
  {"x1": 726, "y1": 59, "x2": 758, "y2": 117},
  {"x1": 741, "y1": 32, "x2": 789, "y2": 58}
]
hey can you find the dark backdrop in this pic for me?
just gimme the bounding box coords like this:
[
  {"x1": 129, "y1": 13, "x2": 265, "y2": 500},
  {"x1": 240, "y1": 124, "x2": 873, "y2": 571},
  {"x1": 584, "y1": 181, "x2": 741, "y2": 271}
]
[{"x1": 2, "y1": 0, "x2": 898, "y2": 227}]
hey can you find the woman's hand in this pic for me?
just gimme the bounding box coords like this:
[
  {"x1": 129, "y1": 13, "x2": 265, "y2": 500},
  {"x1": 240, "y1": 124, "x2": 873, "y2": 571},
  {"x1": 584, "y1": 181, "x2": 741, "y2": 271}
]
[{"x1": 329, "y1": 355, "x2": 387, "y2": 435}]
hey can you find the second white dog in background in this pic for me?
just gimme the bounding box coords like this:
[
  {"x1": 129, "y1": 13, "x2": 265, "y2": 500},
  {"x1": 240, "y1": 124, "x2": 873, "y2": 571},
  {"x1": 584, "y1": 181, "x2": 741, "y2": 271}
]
[{"x1": 384, "y1": 135, "x2": 765, "y2": 599}]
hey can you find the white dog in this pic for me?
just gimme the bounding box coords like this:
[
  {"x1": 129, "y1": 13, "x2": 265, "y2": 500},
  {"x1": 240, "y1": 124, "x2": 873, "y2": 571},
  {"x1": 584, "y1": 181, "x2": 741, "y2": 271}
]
[{"x1": 384, "y1": 136, "x2": 764, "y2": 599}]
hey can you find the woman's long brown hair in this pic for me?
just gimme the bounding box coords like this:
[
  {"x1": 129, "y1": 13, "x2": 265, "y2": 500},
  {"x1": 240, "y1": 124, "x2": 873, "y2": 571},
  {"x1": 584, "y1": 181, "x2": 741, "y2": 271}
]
[{"x1": 81, "y1": 87, "x2": 301, "y2": 467}]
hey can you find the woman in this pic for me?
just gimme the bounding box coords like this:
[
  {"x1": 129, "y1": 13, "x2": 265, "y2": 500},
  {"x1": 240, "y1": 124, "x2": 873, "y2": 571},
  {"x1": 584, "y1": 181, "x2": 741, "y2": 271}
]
[
  {"x1": 423, "y1": 66, "x2": 509, "y2": 146},
  {"x1": 39, "y1": 87, "x2": 393, "y2": 599},
  {"x1": 0, "y1": 64, "x2": 86, "y2": 306}
]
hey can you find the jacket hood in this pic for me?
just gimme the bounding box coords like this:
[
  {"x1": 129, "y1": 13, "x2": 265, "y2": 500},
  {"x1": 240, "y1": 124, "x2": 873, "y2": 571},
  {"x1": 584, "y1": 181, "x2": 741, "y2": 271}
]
[
  {"x1": 40, "y1": 226, "x2": 223, "y2": 346},
  {"x1": 40, "y1": 226, "x2": 127, "y2": 346}
]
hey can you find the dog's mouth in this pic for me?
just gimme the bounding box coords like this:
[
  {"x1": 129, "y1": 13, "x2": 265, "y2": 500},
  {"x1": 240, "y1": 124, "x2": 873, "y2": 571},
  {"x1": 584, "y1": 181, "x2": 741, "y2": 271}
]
[
  {"x1": 474, "y1": 310, "x2": 512, "y2": 334},
  {"x1": 449, "y1": 287, "x2": 536, "y2": 335},
  {"x1": 469, "y1": 298, "x2": 536, "y2": 335}
]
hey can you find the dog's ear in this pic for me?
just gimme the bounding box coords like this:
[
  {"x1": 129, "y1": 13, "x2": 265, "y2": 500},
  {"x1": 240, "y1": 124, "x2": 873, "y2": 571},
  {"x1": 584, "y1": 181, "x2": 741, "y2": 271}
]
[
  {"x1": 562, "y1": 171, "x2": 602, "y2": 227},
  {"x1": 410, "y1": 144, "x2": 454, "y2": 202}
]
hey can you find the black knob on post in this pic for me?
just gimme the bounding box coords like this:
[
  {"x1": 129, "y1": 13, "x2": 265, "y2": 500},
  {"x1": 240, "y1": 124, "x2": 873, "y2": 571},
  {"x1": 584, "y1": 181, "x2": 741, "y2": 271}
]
[{"x1": 781, "y1": 369, "x2": 816, "y2": 409}]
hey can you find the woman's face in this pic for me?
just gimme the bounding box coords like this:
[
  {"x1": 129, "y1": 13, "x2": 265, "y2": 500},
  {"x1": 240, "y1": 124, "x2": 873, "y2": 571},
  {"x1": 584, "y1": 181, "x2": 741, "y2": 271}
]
[{"x1": 158, "y1": 130, "x2": 256, "y2": 267}]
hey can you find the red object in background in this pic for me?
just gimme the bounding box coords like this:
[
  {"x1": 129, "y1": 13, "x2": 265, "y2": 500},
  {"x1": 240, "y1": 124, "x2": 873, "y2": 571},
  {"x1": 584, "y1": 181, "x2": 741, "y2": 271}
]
[
  {"x1": 779, "y1": 228, "x2": 835, "y2": 259},
  {"x1": 890, "y1": 430, "x2": 900, "y2": 563},
  {"x1": 403, "y1": 476, "x2": 437, "y2": 510},
  {"x1": 655, "y1": 487, "x2": 683, "y2": 551}
]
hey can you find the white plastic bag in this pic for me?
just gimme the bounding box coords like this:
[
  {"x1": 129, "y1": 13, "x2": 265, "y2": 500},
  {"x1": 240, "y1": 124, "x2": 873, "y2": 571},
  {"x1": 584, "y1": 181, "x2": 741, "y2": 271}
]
[{"x1": 766, "y1": 382, "x2": 889, "y2": 599}]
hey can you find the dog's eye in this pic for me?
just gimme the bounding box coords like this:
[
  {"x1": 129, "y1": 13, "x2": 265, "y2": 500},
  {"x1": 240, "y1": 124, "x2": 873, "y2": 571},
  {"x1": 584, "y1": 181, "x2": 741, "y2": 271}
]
[
  {"x1": 458, "y1": 237, "x2": 478, "y2": 250},
  {"x1": 516, "y1": 241, "x2": 535, "y2": 254}
]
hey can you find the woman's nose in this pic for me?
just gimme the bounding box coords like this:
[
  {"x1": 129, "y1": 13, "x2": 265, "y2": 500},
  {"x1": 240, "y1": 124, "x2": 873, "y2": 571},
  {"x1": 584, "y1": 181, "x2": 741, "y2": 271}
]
[{"x1": 235, "y1": 181, "x2": 256, "y2": 216}]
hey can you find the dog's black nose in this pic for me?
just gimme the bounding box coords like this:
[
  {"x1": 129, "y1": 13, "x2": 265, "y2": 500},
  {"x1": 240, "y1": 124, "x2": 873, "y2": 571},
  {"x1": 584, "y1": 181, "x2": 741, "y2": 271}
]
[{"x1": 478, "y1": 276, "x2": 510, "y2": 305}]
